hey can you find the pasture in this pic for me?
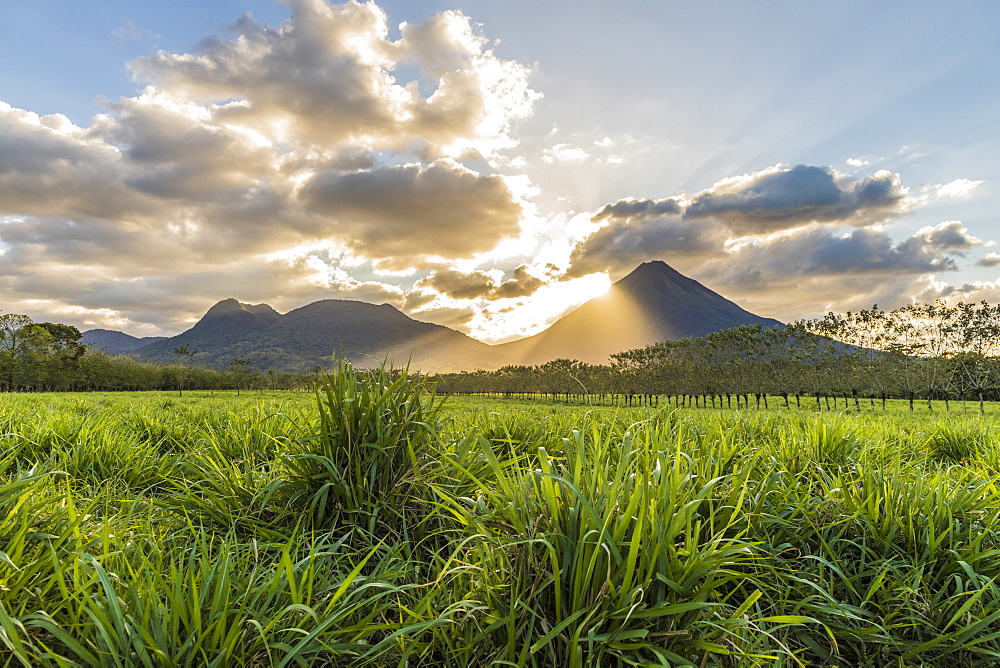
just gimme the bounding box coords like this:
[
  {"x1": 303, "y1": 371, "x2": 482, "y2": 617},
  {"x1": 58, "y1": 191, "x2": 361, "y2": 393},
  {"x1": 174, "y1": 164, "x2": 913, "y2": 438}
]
[{"x1": 1, "y1": 371, "x2": 999, "y2": 666}]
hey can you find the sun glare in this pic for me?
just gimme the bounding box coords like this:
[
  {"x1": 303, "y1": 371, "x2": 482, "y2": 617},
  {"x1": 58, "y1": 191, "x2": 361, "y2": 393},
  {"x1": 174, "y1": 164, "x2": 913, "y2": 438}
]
[{"x1": 471, "y1": 271, "x2": 611, "y2": 343}]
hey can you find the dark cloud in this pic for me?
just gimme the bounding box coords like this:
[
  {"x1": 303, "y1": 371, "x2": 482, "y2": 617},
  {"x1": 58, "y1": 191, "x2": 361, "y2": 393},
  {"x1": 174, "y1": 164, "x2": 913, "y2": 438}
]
[
  {"x1": 402, "y1": 290, "x2": 437, "y2": 312},
  {"x1": 416, "y1": 264, "x2": 545, "y2": 301},
  {"x1": 684, "y1": 164, "x2": 908, "y2": 234},
  {"x1": 0, "y1": 216, "x2": 240, "y2": 277},
  {"x1": 924, "y1": 279, "x2": 1000, "y2": 304},
  {"x1": 0, "y1": 104, "x2": 153, "y2": 220},
  {"x1": 592, "y1": 197, "x2": 683, "y2": 222},
  {"x1": 688, "y1": 226, "x2": 969, "y2": 324},
  {"x1": 712, "y1": 227, "x2": 957, "y2": 290},
  {"x1": 909, "y1": 220, "x2": 984, "y2": 251},
  {"x1": 300, "y1": 161, "x2": 523, "y2": 262},
  {"x1": 104, "y1": 97, "x2": 281, "y2": 202},
  {"x1": 407, "y1": 304, "x2": 476, "y2": 329},
  {"x1": 976, "y1": 252, "x2": 1000, "y2": 268},
  {"x1": 569, "y1": 163, "x2": 919, "y2": 280},
  {"x1": 567, "y1": 212, "x2": 723, "y2": 278},
  {"x1": 419, "y1": 268, "x2": 497, "y2": 300},
  {"x1": 493, "y1": 265, "x2": 546, "y2": 298}
]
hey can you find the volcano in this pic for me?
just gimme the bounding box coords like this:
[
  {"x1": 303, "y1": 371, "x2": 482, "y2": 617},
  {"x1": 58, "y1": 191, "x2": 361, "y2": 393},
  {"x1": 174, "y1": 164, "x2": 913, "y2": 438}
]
[{"x1": 496, "y1": 261, "x2": 783, "y2": 365}]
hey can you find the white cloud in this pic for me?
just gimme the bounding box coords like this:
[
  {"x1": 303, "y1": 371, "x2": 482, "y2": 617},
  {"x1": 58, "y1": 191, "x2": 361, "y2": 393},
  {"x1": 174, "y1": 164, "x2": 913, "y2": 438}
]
[
  {"x1": 542, "y1": 143, "x2": 590, "y2": 163},
  {"x1": 935, "y1": 178, "x2": 983, "y2": 198}
]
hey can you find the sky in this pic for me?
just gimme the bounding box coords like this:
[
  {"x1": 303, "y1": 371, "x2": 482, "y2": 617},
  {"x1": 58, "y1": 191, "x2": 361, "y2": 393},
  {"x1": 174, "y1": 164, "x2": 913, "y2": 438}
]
[{"x1": 1, "y1": 0, "x2": 999, "y2": 342}]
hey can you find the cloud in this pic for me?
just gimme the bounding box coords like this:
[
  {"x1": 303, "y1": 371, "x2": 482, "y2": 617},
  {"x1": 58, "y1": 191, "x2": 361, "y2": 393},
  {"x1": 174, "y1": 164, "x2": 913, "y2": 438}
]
[
  {"x1": 0, "y1": 103, "x2": 153, "y2": 220},
  {"x1": 714, "y1": 227, "x2": 959, "y2": 287},
  {"x1": 567, "y1": 216, "x2": 722, "y2": 279},
  {"x1": 542, "y1": 143, "x2": 590, "y2": 163},
  {"x1": 976, "y1": 252, "x2": 1000, "y2": 268},
  {"x1": 565, "y1": 196, "x2": 714, "y2": 277},
  {"x1": 0, "y1": 1, "x2": 986, "y2": 345},
  {"x1": 112, "y1": 21, "x2": 160, "y2": 43},
  {"x1": 493, "y1": 264, "x2": 546, "y2": 298},
  {"x1": 592, "y1": 197, "x2": 683, "y2": 221},
  {"x1": 130, "y1": 0, "x2": 538, "y2": 157},
  {"x1": 415, "y1": 264, "x2": 545, "y2": 301},
  {"x1": 299, "y1": 160, "x2": 523, "y2": 263},
  {"x1": 565, "y1": 165, "x2": 977, "y2": 325},
  {"x1": 406, "y1": 304, "x2": 477, "y2": 329},
  {"x1": 918, "y1": 278, "x2": 1000, "y2": 307},
  {"x1": 683, "y1": 224, "x2": 972, "y2": 323},
  {"x1": 0, "y1": 1, "x2": 541, "y2": 333},
  {"x1": 417, "y1": 267, "x2": 496, "y2": 300},
  {"x1": 568, "y1": 164, "x2": 921, "y2": 280},
  {"x1": 101, "y1": 95, "x2": 283, "y2": 202},
  {"x1": 936, "y1": 178, "x2": 983, "y2": 199},
  {"x1": 909, "y1": 220, "x2": 984, "y2": 252},
  {"x1": 685, "y1": 164, "x2": 909, "y2": 234},
  {"x1": 0, "y1": 245, "x2": 408, "y2": 334}
]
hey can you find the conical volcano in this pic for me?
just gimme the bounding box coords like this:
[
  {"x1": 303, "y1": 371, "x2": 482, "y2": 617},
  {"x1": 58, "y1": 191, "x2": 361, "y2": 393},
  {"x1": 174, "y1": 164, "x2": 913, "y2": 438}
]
[{"x1": 496, "y1": 261, "x2": 782, "y2": 365}]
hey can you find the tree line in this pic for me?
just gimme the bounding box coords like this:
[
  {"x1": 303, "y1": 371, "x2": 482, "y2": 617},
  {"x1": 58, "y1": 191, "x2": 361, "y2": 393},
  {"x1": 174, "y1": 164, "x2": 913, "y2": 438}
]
[
  {"x1": 5, "y1": 301, "x2": 1000, "y2": 406},
  {"x1": 0, "y1": 314, "x2": 315, "y2": 392},
  {"x1": 431, "y1": 301, "x2": 1000, "y2": 412}
]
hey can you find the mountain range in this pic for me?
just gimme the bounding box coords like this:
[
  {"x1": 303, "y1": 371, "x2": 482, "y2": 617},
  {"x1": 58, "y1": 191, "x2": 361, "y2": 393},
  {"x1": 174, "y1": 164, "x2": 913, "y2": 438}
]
[{"x1": 80, "y1": 261, "x2": 782, "y2": 372}]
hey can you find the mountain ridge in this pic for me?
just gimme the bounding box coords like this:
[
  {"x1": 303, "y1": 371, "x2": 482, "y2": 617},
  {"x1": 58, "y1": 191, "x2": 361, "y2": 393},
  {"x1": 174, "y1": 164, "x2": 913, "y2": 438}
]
[
  {"x1": 83, "y1": 261, "x2": 783, "y2": 371},
  {"x1": 131, "y1": 297, "x2": 512, "y2": 372},
  {"x1": 80, "y1": 329, "x2": 168, "y2": 354}
]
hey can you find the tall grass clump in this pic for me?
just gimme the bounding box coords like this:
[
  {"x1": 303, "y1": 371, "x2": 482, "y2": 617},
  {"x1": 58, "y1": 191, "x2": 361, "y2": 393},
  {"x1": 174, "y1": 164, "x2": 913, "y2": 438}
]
[
  {"x1": 427, "y1": 413, "x2": 787, "y2": 666},
  {"x1": 282, "y1": 360, "x2": 445, "y2": 529},
  {"x1": 926, "y1": 420, "x2": 987, "y2": 464}
]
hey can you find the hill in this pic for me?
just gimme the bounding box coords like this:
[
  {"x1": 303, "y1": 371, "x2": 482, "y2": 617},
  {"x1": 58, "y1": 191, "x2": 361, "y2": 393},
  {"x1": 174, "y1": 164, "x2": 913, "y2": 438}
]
[
  {"x1": 496, "y1": 261, "x2": 783, "y2": 365},
  {"x1": 80, "y1": 329, "x2": 167, "y2": 354},
  {"x1": 133, "y1": 298, "x2": 512, "y2": 373}
]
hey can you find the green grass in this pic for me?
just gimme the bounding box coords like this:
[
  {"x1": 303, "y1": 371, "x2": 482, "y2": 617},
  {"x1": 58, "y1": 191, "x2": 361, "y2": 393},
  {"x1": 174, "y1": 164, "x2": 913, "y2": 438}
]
[{"x1": 0, "y1": 375, "x2": 999, "y2": 665}]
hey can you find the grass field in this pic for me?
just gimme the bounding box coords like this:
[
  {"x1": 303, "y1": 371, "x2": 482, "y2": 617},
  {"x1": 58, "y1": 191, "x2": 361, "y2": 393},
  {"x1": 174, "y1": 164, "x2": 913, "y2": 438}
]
[{"x1": 1, "y1": 371, "x2": 1000, "y2": 666}]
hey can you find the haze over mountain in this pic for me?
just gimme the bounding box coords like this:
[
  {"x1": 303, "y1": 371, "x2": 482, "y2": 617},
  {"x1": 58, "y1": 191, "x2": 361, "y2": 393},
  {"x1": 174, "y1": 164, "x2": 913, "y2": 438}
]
[
  {"x1": 82, "y1": 261, "x2": 782, "y2": 371},
  {"x1": 496, "y1": 261, "x2": 783, "y2": 365}
]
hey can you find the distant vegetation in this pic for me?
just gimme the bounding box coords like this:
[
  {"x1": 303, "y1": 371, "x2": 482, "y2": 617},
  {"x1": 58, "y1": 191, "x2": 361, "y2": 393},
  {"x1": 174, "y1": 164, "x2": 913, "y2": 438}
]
[
  {"x1": 434, "y1": 301, "x2": 1000, "y2": 413},
  {"x1": 2, "y1": 365, "x2": 1000, "y2": 664},
  {"x1": 4, "y1": 301, "x2": 1000, "y2": 407},
  {"x1": 0, "y1": 313, "x2": 316, "y2": 392}
]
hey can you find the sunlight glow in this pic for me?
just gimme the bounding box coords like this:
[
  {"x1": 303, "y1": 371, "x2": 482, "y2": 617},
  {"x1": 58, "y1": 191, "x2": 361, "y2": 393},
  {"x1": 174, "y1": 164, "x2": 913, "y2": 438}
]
[{"x1": 465, "y1": 271, "x2": 611, "y2": 343}]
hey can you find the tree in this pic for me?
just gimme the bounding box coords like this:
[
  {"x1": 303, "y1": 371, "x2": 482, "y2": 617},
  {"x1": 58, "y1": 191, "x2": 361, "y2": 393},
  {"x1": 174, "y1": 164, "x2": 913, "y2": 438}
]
[
  {"x1": 172, "y1": 344, "x2": 198, "y2": 396},
  {"x1": 0, "y1": 314, "x2": 53, "y2": 389},
  {"x1": 229, "y1": 357, "x2": 255, "y2": 396}
]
